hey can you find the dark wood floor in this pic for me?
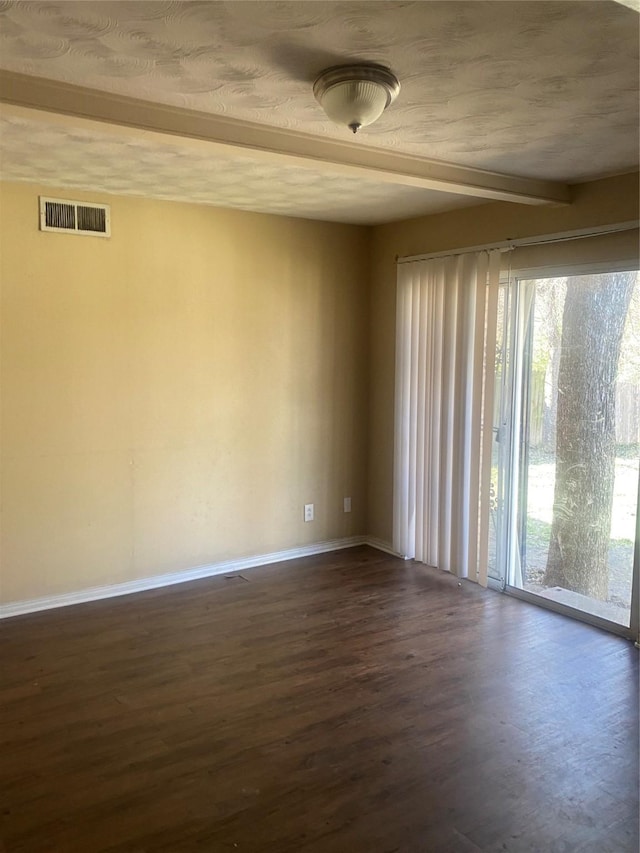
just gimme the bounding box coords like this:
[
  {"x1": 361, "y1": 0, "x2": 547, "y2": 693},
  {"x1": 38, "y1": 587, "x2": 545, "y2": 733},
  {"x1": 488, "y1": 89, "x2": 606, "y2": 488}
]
[{"x1": 1, "y1": 546, "x2": 637, "y2": 853}]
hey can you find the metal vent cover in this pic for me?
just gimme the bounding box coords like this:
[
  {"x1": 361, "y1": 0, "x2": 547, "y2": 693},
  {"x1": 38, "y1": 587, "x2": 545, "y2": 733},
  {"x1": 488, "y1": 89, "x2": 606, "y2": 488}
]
[{"x1": 39, "y1": 197, "x2": 110, "y2": 237}]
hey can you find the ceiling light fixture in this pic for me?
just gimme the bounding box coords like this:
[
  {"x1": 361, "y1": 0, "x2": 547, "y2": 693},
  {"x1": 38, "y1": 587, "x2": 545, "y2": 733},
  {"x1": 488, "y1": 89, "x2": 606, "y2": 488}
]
[{"x1": 313, "y1": 64, "x2": 400, "y2": 134}]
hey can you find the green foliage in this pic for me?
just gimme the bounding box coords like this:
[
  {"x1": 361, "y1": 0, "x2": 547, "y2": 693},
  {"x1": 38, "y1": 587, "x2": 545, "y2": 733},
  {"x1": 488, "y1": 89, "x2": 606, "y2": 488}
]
[{"x1": 616, "y1": 443, "x2": 640, "y2": 459}]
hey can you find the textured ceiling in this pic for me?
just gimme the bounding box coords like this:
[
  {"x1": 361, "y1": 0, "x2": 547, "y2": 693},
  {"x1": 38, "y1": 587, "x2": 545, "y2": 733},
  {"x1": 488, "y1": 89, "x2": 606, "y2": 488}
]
[
  {"x1": 0, "y1": 111, "x2": 479, "y2": 224},
  {"x1": 0, "y1": 0, "x2": 638, "y2": 223}
]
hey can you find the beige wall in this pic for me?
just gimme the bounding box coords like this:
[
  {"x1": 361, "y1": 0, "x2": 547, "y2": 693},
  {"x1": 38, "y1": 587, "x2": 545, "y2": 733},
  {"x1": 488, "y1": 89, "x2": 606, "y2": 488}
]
[
  {"x1": 368, "y1": 172, "x2": 640, "y2": 544},
  {"x1": 2, "y1": 171, "x2": 638, "y2": 604},
  {"x1": 0, "y1": 182, "x2": 370, "y2": 603}
]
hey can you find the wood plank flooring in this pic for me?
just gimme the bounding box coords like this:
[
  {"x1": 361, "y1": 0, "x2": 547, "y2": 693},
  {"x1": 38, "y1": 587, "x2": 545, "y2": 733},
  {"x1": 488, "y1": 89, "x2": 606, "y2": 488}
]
[{"x1": 1, "y1": 546, "x2": 638, "y2": 852}]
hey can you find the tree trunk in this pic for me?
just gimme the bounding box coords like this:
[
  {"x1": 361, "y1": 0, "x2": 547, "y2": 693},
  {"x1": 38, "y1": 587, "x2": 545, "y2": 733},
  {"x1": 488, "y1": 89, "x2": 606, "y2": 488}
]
[
  {"x1": 543, "y1": 273, "x2": 635, "y2": 599},
  {"x1": 542, "y1": 281, "x2": 563, "y2": 452}
]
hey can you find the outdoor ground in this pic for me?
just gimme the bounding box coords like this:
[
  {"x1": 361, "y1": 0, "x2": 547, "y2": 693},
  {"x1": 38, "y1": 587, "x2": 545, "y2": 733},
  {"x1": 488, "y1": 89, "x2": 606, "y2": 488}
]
[{"x1": 522, "y1": 446, "x2": 638, "y2": 620}]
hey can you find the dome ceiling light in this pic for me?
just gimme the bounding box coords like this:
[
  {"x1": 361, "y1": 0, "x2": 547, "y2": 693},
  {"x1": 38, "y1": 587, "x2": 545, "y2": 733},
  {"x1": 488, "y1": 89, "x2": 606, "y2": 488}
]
[{"x1": 313, "y1": 64, "x2": 400, "y2": 134}]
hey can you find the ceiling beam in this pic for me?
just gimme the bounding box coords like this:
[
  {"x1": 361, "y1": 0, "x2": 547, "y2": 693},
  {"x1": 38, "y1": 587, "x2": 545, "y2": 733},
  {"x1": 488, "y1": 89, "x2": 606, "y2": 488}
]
[{"x1": 0, "y1": 70, "x2": 571, "y2": 206}]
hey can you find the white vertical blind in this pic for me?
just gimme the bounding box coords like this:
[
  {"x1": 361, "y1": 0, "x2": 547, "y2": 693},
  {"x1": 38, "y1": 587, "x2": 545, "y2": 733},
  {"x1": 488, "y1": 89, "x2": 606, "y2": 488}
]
[{"x1": 393, "y1": 249, "x2": 501, "y2": 582}]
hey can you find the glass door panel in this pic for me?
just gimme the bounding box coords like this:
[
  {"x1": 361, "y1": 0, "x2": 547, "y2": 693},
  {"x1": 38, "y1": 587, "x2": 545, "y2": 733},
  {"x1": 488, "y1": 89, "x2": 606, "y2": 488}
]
[
  {"x1": 497, "y1": 271, "x2": 639, "y2": 633},
  {"x1": 487, "y1": 283, "x2": 510, "y2": 584}
]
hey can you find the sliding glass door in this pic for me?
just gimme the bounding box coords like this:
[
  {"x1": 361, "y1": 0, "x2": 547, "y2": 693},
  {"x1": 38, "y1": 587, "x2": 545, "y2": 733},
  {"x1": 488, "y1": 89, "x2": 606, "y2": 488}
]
[{"x1": 493, "y1": 269, "x2": 639, "y2": 638}]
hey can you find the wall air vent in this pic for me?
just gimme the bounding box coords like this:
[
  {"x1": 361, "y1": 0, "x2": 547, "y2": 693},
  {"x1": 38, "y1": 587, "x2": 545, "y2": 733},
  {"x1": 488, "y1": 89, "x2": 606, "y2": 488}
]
[{"x1": 39, "y1": 197, "x2": 111, "y2": 237}]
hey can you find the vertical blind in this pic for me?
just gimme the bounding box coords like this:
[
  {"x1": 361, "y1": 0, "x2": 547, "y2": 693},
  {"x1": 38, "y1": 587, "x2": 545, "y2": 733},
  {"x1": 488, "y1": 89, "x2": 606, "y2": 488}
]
[{"x1": 393, "y1": 249, "x2": 501, "y2": 582}]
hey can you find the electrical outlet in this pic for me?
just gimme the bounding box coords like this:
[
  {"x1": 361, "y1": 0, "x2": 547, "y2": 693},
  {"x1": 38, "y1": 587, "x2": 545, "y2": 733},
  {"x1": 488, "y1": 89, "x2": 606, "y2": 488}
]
[
  {"x1": 344, "y1": 497, "x2": 352, "y2": 513},
  {"x1": 304, "y1": 503, "x2": 314, "y2": 522}
]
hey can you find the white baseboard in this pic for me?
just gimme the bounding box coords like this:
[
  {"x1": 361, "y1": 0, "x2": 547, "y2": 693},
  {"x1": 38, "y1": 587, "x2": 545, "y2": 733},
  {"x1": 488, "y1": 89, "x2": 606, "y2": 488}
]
[
  {"x1": 0, "y1": 535, "x2": 370, "y2": 620},
  {"x1": 364, "y1": 537, "x2": 403, "y2": 558}
]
